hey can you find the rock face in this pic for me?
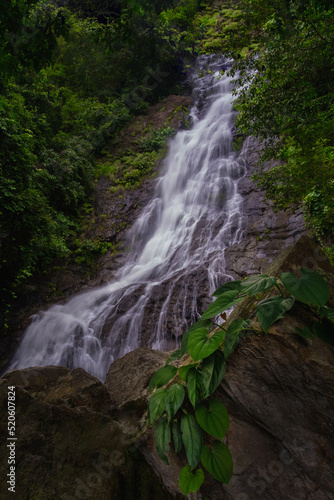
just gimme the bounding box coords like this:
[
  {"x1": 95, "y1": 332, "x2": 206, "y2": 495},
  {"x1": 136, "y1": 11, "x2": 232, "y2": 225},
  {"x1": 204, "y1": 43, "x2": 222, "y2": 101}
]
[
  {"x1": 224, "y1": 136, "x2": 306, "y2": 278},
  {"x1": 219, "y1": 324, "x2": 334, "y2": 500},
  {"x1": 1, "y1": 236, "x2": 333, "y2": 499},
  {"x1": 0, "y1": 360, "x2": 180, "y2": 500},
  {"x1": 105, "y1": 348, "x2": 169, "y2": 435}
]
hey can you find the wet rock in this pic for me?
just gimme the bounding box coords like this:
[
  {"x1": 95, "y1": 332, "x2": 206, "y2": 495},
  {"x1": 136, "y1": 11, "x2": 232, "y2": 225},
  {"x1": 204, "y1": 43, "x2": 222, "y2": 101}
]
[
  {"x1": 224, "y1": 137, "x2": 306, "y2": 279},
  {"x1": 0, "y1": 362, "x2": 179, "y2": 500},
  {"x1": 105, "y1": 348, "x2": 169, "y2": 435}
]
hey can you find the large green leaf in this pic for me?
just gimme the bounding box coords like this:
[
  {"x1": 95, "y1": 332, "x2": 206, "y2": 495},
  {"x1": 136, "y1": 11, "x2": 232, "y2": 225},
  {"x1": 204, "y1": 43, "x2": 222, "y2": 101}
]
[
  {"x1": 181, "y1": 330, "x2": 190, "y2": 356},
  {"x1": 281, "y1": 267, "x2": 330, "y2": 307},
  {"x1": 188, "y1": 328, "x2": 224, "y2": 361},
  {"x1": 165, "y1": 348, "x2": 182, "y2": 365},
  {"x1": 172, "y1": 420, "x2": 183, "y2": 453},
  {"x1": 201, "y1": 290, "x2": 243, "y2": 320},
  {"x1": 186, "y1": 367, "x2": 203, "y2": 407},
  {"x1": 149, "y1": 365, "x2": 177, "y2": 392},
  {"x1": 239, "y1": 274, "x2": 276, "y2": 295},
  {"x1": 179, "y1": 364, "x2": 197, "y2": 382},
  {"x1": 165, "y1": 384, "x2": 185, "y2": 419},
  {"x1": 201, "y1": 350, "x2": 226, "y2": 398},
  {"x1": 256, "y1": 295, "x2": 295, "y2": 333},
  {"x1": 226, "y1": 317, "x2": 250, "y2": 336},
  {"x1": 154, "y1": 417, "x2": 171, "y2": 464},
  {"x1": 201, "y1": 441, "x2": 233, "y2": 484},
  {"x1": 181, "y1": 319, "x2": 212, "y2": 355},
  {"x1": 224, "y1": 318, "x2": 249, "y2": 360},
  {"x1": 179, "y1": 465, "x2": 204, "y2": 495},
  {"x1": 181, "y1": 414, "x2": 203, "y2": 469},
  {"x1": 213, "y1": 280, "x2": 241, "y2": 297},
  {"x1": 195, "y1": 399, "x2": 229, "y2": 440},
  {"x1": 148, "y1": 388, "x2": 167, "y2": 425}
]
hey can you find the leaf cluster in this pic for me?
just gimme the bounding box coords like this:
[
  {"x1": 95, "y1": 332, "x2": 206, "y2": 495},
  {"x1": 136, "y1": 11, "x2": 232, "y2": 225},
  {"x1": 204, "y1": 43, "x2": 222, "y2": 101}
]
[
  {"x1": 221, "y1": 0, "x2": 334, "y2": 261},
  {"x1": 148, "y1": 266, "x2": 333, "y2": 495}
]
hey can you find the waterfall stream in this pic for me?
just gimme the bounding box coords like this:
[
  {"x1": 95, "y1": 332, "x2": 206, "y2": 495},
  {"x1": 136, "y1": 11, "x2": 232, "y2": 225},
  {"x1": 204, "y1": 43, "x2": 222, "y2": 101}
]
[{"x1": 7, "y1": 55, "x2": 248, "y2": 381}]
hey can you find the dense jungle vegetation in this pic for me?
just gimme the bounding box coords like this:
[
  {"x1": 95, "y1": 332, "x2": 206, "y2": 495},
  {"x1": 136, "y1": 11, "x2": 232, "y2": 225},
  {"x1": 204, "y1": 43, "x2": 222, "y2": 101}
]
[{"x1": 0, "y1": 0, "x2": 333, "y2": 332}]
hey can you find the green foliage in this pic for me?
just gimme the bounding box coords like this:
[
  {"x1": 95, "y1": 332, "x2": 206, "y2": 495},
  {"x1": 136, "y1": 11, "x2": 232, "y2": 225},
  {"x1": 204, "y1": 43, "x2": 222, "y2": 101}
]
[
  {"x1": 0, "y1": 89, "x2": 73, "y2": 306},
  {"x1": 148, "y1": 267, "x2": 333, "y2": 493},
  {"x1": 119, "y1": 152, "x2": 157, "y2": 186},
  {"x1": 201, "y1": 350, "x2": 225, "y2": 397},
  {"x1": 165, "y1": 384, "x2": 185, "y2": 419},
  {"x1": 256, "y1": 296, "x2": 295, "y2": 333},
  {"x1": 224, "y1": 318, "x2": 249, "y2": 359},
  {"x1": 72, "y1": 239, "x2": 115, "y2": 266},
  {"x1": 179, "y1": 364, "x2": 196, "y2": 382},
  {"x1": 148, "y1": 388, "x2": 167, "y2": 425},
  {"x1": 0, "y1": 0, "x2": 204, "y2": 332},
  {"x1": 201, "y1": 289, "x2": 243, "y2": 319},
  {"x1": 196, "y1": 1, "x2": 250, "y2": 56},
  {"x1": 281, "y1": 267, "x2": 330, "y2": 307},
  {"x1": 195, "y1": 399, "x2": 229, "y2": 440},
  {"x1": 312, "y1": 320, "x2": 334, "y2": 345},
  {"x1": 239, "y1": 274, "x2": 277, "y2": 295},
  {"x1": 220, "y1": 0, "x2": 334, "y2": 260},
  {"x1": 155, "y1": 417, "x2": 171, "y2": 464},
  {"x1": 149, "y1": 365, "x2": 178, "y2": 392},
  {"x1": 200, "y1": 441, "x2": 233, "y2": 484},
  {"x1": 172, "y1": 420, "x2": 183, "y2": 453},
  {"x1": 100, "y1": 123, "x2": 177, "y2": 191},
  {"x1": 186, "y1": 367, "x2": 203, "y2": 408},
  {"x1": 0, "y1": 0, "x2": 70, "y2": 79},
  {"x1": 187, "y1": 327, "x2": 224, "y2": 361},
  {"x1": 179, "y1": 465, "x2": 204, "y2": 495},
  {"x1": 139, "y1": 125, "x2": 176, "y2": 152},
  {"x1": 180, "y1": 414, "x2": 203, "y2": 468}
]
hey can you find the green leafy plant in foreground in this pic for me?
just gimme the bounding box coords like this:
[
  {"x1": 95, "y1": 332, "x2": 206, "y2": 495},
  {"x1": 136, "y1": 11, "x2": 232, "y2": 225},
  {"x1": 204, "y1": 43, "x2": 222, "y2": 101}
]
[{"x1": 147, "y1": 267, "x2": 334, "y2": 496}]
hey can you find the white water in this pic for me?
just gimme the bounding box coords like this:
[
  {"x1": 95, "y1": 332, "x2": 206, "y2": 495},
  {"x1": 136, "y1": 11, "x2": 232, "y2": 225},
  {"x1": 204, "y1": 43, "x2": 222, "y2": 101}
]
[{"x1": 7, "y1": 56, "x2": 248, "y2": 381}]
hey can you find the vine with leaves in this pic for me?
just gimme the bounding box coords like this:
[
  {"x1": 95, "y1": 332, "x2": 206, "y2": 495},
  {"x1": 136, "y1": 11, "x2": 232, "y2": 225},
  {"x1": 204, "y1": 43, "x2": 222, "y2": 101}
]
[{"x1": 147, "y1": 267, "x2": 334, "y2": 496}]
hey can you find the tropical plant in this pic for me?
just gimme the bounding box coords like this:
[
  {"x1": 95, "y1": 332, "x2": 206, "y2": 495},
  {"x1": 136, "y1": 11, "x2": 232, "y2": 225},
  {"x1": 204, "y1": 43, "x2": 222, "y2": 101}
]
[
  {"x1": 139, "y1": 125, "x2": 176, "y2": 152},
  {"x1": 148, "y1": 267, "x2": 333, "y2": 495}
]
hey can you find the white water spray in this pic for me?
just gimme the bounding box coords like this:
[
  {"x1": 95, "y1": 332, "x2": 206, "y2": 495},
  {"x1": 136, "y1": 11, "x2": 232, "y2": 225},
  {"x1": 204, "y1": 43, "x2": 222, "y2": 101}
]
[{"x1": 7, "y1": 56, "x2": 248, "y2": 381}]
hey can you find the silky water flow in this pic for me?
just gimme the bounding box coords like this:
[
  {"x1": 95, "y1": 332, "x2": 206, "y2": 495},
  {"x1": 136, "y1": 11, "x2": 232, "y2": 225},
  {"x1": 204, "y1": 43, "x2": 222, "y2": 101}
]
[{"x1": 7, "y1": 56, "x2": 249, "y2": 381}]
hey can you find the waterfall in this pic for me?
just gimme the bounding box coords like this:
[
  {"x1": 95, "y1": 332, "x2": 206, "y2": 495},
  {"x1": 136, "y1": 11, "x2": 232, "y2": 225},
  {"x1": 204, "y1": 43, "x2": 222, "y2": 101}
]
[{"x1": 7, "y1": 55, "x2": 248, "y2": 381}]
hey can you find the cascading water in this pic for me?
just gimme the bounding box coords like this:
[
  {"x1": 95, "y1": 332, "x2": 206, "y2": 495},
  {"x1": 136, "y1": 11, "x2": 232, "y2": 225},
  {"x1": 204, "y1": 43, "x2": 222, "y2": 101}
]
[{"x1": 7, "y1": 55, "x2": 248, "y2": 381}]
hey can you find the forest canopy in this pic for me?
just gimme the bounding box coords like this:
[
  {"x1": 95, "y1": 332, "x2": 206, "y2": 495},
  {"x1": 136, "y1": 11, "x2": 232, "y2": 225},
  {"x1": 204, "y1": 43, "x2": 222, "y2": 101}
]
[
  {"x1": 0, "y1": 0, "x2": 203, "y2": 328},
  {"x1": 216, "y1": 0, "x2": 334, "y2": 260}
]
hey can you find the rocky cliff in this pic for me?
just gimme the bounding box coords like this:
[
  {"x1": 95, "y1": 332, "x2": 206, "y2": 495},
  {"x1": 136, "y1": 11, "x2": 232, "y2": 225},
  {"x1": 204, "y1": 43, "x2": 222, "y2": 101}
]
[{"x1": 1, "y1": 235, "x2": 333, "y2": 499}]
